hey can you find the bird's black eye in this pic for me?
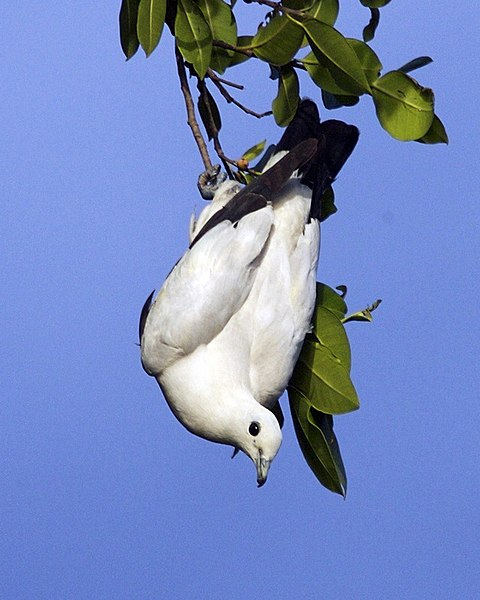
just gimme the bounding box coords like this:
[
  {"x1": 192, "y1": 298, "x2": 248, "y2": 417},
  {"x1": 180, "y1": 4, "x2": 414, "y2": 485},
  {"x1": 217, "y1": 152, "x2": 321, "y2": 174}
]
[{"x1": 249, "y1": 421, "x2": 261, "y2": 436}]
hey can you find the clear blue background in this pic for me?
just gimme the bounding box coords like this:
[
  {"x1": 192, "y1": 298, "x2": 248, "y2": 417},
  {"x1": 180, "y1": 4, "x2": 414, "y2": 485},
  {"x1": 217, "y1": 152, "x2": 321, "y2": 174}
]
[{"x1": 2, "y1": 2, "x2": 479, "y2": 599}]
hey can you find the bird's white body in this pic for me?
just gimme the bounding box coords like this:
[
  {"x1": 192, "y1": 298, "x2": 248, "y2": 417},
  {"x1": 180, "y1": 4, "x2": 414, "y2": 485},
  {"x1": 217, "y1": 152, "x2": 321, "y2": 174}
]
[
  {"x1": 141, "y1": 164, "x2": 319, "y2": 444},
  {"x1": 140, "y1": 100, "x2": 358, "y2": 485}
]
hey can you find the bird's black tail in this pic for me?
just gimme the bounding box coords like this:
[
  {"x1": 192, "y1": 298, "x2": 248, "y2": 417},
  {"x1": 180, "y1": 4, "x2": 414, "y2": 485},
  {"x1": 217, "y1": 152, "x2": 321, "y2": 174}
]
[
  {"x1": 190, "y1": 100, "x2": 358, "y2": 246},
  {"x1": 277, "y1": 99, "x2": 359, "y2": 220}
]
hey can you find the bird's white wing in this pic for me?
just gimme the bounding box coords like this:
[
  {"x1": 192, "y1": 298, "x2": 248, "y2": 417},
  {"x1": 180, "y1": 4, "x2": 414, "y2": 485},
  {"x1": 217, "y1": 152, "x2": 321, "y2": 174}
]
[
  {"x1": 141, "y1": 139, "x2": 320, "y2": 377},
  {"x1": 189, "y1": 180, "x2": 241, "y2": 244},
  {"x1": 141, "y1": 205, "x2": 274, "y2": 376},
  {"x1": 246, "y1": 182, "x2": 320, "y2": 405}
]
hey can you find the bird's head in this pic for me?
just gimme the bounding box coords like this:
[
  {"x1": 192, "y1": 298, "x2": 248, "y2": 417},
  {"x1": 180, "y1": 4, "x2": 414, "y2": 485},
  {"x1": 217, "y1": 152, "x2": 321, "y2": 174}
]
[
  {"x1": 158, "y1": 367, "x2": 282, "y2": 486},
  {"x1": 234, "y1": 406, "x2": 282, "y2": 487}
]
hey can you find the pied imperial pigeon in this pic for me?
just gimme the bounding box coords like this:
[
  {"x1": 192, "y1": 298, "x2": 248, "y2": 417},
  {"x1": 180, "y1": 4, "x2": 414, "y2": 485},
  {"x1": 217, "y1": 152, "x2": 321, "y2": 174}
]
[{"x1": 140, "y1": 99, "x2": 359, "y2": 486}]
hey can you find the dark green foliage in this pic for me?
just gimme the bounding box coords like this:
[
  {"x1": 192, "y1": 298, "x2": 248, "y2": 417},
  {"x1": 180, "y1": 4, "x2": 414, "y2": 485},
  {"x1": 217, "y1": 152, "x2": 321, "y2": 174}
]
[
  {"x1": 119, "y1": 0, "x2": 446, "y2": 143},
  {"x1": 288, "y1": 283, "x2": 379, "y2": 494},
  {"x1": 119, "y1": 0, "x2": 141, "y2": 59},
  {"x1": 175, "y1": 0, "x2": 212, "y2": 78},
  {"x1": 251, "y1": 14, "x2": 304, "y2": 66},
  {"x1": 362, "y1": 8, "x2": 380, "y2": 43},
  {"x1": 289, "y1": 386, "x2": 347, "y2": 495},
  {"x1": 272, "y1": 66, "x2": 300, "y2": 126},
  {"x1": 137, "y1": 0, "x2": 167, "y2": 57},
  {"x1": 371, "y1": 71, "x2": 434, "y2": 140}
]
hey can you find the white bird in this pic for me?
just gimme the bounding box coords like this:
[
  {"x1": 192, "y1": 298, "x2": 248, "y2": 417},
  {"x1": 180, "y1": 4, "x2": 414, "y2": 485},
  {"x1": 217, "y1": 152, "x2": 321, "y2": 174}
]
[{"x1": 140, "y1": 100, "x2": 358, "y2": 486}]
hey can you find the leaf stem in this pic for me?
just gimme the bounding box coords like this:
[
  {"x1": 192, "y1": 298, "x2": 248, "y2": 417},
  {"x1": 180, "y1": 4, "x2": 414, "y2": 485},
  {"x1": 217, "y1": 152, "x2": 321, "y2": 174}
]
[
  {"x1": 212, "y1": 39, "x2": 254, "y2": 58},
  {"x1": 207, "y1": 70, "x2": 272, "y2": 119}
]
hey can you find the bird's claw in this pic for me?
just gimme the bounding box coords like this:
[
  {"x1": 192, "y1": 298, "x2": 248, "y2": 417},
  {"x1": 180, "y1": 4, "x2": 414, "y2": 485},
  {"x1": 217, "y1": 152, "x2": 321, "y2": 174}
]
[{"x1": 197, "y1": 165, "x2": 227, "y2": 200}]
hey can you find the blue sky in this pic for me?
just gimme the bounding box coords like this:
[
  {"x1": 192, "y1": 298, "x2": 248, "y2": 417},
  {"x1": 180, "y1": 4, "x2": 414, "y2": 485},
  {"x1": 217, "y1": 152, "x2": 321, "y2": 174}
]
[{"x1": 2, "y1": 2, "x2": 479, "y2": 599}]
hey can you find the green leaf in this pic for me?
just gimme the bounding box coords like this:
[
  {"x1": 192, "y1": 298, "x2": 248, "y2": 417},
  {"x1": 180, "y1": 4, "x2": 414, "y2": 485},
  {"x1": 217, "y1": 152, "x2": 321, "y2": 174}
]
[
  {"x1": 372, "y1": 71, "x2": 435, "y2": 140},
  {"x1": 198, "y1": 88, "x2": 222, "y2": 140},
  {"x1": 251, "y1": 144, "x2": 276, "y2": 172},
  {"x1": 226, "y1": 35, "x2": 253, "y2": 68},
  {"x1": 233, "y1": 171, "x2": 250, "y2": 185},
  {"x1": 360, "y1": 0, "x2": 391, "y2": 7},
  {"x1": 289, "y1": 386, "x2": 347, "y2": 495},
  {"x1": 315, "y1": 282, "x2": 347, "y2": 320},
  {"x1": 272, "y1": 66, "x2": 299, "y2": 126},
  {"x1": 362, "y1": 8, "x2": 379, "y2": 43},
  {"x1": 398, "y1": 56, "x2": 433, "y2": 75},
  {"x1": 198, "y1": 0, "x2": 236, "y2": 42},
  {"x1": 251, "y1": 14, "x2": 304, "y2": 66},
  {"x1": 290, "y1": 338, "x2": 359, "y2": 414},
  {"x1": 319, "y1": 186, "x2": 338, "y2": 220},
  {"x1": 417, "y1": 114, "x2": 449, "y2": 145},
  {"x1": 241, "y1": 139, "x2": 266, "y2": 162},
  {"x1": 289, "y1": 280, "x2": 359, "y2": 414},
  {"x1": 312, "y1": 39, "x2": 379, "y2": 101},
  {"x1": 137, "y1": 0, "x2": 166, "y2": 57},
  {"x1": 312, "y1": 306, "x2": 351, "y2": 370},
  {"x1": 175, "y1": 0, "x2": 212, "y2": 78},
  {"x1": 343, "y1": 298, "x2": 382, "y2": 323},
  {"x1": 305, "y1": 0, "x2": 339, "y2": 26},
  {"x1": 300, "y1": 51, "x2": 354, "y2": 97},
  {"x1": 322, "y1": 90, "x2": 360, "y2": 110},
  {"x1": 346, "y1": 38, "x2": 382, "y2": 84},
  {"x1": 198, "y1": 0, "x2": 237, "y2": 74},
  {"x1": 119, "y1": 0, "x2": 141, "y2": 60},
  {"x1": 299, "y1": 20, "x2": 370, "y2": 96}
]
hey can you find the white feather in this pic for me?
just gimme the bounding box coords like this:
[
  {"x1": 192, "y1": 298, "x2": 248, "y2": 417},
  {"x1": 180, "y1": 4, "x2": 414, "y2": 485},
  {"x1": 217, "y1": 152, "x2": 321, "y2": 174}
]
[{"x1": 141, "y1": 154, "x2": 320, "y2": 480}]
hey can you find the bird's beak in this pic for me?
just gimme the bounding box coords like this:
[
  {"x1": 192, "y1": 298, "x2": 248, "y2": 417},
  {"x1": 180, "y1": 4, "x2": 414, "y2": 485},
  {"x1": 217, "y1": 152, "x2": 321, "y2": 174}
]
[{"x1": 255, "y1": 454, "x2": 271, "y2": 488}]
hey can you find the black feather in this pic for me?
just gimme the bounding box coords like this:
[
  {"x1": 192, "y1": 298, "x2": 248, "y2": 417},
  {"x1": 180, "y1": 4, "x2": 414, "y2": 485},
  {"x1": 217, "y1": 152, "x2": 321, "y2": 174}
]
[
  {"x1": 277, "y1": 99, "x2": 359, "y2": 219},
  {"x1": 276, "y1": 99, "x2": 322, "y2": 153},
  {"x1": 191, "y1": 99, "x2": 359, "y2": 245},
  {"x1": 139, "y1": 290, "x2": 155, "y2": 344},
  {"x1": 317, "y1": 119, "x2": 360, "y2": 182},
  {"x1": 309, "y1": 119, "x2": 359, "y2": 219},
  {"x1": 190, "y1": 192, "x2": 268, "y2": 248},
  {"x1": 190, "y1": 138, "x2": 318, "y2": 247}
]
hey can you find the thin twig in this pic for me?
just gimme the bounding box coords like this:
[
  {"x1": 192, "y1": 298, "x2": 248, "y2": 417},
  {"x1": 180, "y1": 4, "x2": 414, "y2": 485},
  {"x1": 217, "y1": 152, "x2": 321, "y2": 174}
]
[
  {"x1": 197, "y1": 80, "x2": 266, "y2": 178},
  {"x1": 209, "y1": 74, "x2": 272, "y2": 119},
  {"x1": 175, "y1": 45, "x2": 213, "y2": 172},
  {"x1": 212, "y1": 40, "x2": 253, "y2": 58},
  {"x1": 206, "y1": 69, "x2": 244, "y2": 90},
  {"x1": 197, "y1": 78, "x2": 234, "y2": 179}
]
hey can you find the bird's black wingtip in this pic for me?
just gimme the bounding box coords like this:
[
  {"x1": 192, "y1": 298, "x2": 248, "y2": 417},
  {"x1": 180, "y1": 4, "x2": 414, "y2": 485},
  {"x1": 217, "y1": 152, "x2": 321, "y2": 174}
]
[
  {"x1": 139, "y1": 290, "x2": 155, "y2": 344},
  {"x1": 274, "y1": 99, "x2": 360, "y2": 221},
  {"x1": 276, "y1": 98, "x2": 321, "y2": 153},
  {"x1": 320, "y1": 119, "x2": 360, "y2": 180}
]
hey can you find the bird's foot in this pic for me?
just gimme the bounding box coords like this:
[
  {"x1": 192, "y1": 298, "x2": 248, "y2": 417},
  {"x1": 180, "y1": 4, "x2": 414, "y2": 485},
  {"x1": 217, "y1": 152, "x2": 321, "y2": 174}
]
[{"x1": 197, "y1": 165, "x2": 227, "y2": 200}]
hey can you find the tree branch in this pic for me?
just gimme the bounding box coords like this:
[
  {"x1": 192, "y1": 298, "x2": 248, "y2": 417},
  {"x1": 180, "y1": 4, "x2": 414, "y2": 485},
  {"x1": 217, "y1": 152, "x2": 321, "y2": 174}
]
[
  {"x1": 175, "y1": 45, "x2": 213, "y2": 172},
  {"x1": 207, "y1": 70, "x2": 272, "y2": 119},
  {"x1": 212, "y1": 40, "x2": 253, "y2": 58},
  {"x1": 206, "y1": 70, "x2": 244, "y2": 91},
  {"x1": 197, "y1": 78, "x2": 235, "y2": 179}
]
